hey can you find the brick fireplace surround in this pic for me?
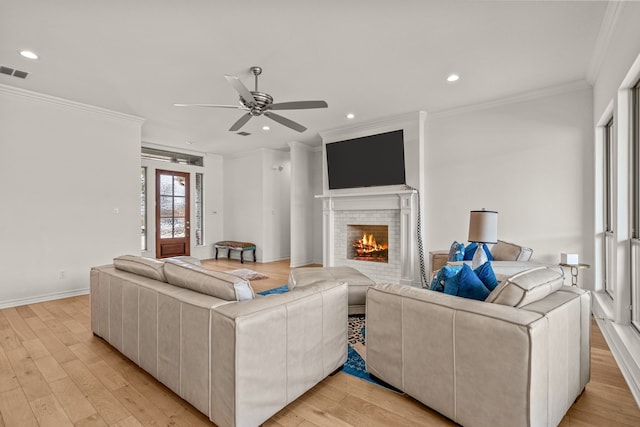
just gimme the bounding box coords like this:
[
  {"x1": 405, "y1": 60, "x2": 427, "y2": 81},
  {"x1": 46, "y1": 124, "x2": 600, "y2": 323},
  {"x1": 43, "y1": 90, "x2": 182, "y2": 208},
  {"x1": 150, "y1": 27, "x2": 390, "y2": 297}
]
[{"x1": 318, "y1": 190, "x2": 420, "y2": 286}]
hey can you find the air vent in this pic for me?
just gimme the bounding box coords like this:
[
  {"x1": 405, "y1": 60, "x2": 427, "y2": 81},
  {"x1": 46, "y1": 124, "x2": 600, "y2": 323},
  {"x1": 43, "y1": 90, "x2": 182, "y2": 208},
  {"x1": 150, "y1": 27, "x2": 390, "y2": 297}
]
[
  {"x1": 236, "y1": 131, "x2": 251, "y2": 136},
  {"x1": 0, "y1": 65, "x2": 29, "y2": 79}
]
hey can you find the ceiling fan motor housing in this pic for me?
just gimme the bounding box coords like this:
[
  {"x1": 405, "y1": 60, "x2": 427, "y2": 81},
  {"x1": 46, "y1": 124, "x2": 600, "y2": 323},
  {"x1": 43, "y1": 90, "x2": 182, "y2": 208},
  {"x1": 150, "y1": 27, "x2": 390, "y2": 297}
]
[{"x1": 242, "y1": 91, "x2": 273, "y2": 115}]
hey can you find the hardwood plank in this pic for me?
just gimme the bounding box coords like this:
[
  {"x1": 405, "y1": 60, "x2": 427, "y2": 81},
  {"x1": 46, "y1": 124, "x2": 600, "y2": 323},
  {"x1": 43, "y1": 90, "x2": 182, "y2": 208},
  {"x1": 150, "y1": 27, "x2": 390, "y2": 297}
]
[
  {"x1": 88, "y1": 359, "x2": 128, "y2": 391},
  {"x1": 0, "y1": 345, "x2": 20, "y2": 393},
  {"x1": 1, "y1": 307, "x2": 36, "y2": 342},
  {"x1": 111, "y1": 384, "x2": 179, "y2": 427},
  {"x1": 5, "y1": 346, "x2": 53, "y2": 401},
  {"x1": 74, "y1": 413, "x2": 109, "y2": 427},
  {"x1": 29, "y1": 393, "x2": 74, "y2": 427},
  {"x1": 22, "y1": 338, "x2": 51, "y2": 360},
  {"x1": 34, "y1": 354, "x2": 68, "y2": 383},
  {"x1": 0, "y1": 387, "x2": 39, "y2": 427},
  {"x1": 49, "y1": 376, "x2": 98, "y2": 423}
]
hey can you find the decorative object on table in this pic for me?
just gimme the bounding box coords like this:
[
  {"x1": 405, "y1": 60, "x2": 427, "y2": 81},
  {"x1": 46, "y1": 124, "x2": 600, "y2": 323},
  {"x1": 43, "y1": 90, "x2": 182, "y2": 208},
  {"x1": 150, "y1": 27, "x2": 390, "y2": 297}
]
[
  {"x1": 225, "y1": 268, "x2": 268, "y2": 280},
  {"x1": 560, "y1": 253, "x2": 579, "y2": 264},
  {"x1": 559, "y1": 262, "x2": 590, "y2": 287},
  {"x1": 468, "y1": 209, "x2": 498, "y2": 269}
]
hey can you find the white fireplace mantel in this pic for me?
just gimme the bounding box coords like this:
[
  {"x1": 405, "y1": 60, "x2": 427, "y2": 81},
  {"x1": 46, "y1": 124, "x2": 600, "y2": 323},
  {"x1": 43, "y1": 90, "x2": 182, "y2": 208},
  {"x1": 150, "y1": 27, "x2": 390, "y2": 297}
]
[{"x1": 317, "y1": 190, "x2": 420, "y2": 286}]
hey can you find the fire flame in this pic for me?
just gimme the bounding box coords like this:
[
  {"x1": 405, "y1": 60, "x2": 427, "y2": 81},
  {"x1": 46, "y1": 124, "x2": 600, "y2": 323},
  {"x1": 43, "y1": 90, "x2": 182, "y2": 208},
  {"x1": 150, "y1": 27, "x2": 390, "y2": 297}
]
[{"x1": 354, "y1": 232, "x2": 388, "y2": 254}]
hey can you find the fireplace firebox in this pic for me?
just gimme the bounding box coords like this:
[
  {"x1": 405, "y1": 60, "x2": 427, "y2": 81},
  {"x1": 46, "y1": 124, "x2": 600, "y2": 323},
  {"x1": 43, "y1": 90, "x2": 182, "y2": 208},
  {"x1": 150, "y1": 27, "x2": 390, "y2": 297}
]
[{"x1": 347, "y1": 224, "x2": 388, "y2": 263}]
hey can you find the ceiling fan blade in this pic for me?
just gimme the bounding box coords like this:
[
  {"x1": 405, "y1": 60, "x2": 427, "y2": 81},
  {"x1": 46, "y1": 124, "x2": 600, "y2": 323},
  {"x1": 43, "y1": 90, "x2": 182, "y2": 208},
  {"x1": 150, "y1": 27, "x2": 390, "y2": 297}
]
[
  {"x1": 270, "y1": 100, "x2": 328, "y2": 110},
  {"x1": 264, "y1": 112, "x2": 307, "y2": 133},
  {"x1": 229, "y1": 113, "x2": 253, "y2": 131},
  {"x1": 224, "y1": 75, "x2": 256, "y2": 105},
  {"x1": 174, "y1": 103, "x2": 246, "y2": 109}
]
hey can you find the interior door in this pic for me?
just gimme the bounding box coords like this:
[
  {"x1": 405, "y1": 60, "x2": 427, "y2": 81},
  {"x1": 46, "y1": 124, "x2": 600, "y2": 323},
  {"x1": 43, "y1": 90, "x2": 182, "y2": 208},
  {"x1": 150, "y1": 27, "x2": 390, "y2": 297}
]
[{"x1": 156, "y1": 170, "x2": 190, "y2": 258}]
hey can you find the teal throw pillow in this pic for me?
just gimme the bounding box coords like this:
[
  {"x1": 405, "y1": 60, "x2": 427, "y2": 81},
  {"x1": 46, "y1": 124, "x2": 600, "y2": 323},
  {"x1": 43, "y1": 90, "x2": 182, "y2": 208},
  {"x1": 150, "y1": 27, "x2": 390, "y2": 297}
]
[
  {"x1": 444, "y1": 263, "x2": 491, "y2": 301},
  {"x1": 430, "y1": 265, "x2": 462, "y2": 293},
  {"x1": 474, "y1": 261, "x2": 499, "y2": 291},
  {"x1": 447, "y1": 241, "x2": 465, "y2": 262},
  {"x1": 463, "y1": 242, "x2": 494, "y2": 261}
]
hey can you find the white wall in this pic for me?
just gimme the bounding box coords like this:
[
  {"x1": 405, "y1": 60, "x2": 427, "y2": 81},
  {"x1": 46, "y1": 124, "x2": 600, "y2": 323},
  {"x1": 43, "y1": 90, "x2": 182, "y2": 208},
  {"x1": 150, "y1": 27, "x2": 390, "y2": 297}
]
[
  {"x1": 223, "y1": 148, "x2": 291, "y2": 263},
  {"x1": 0, "y1": 85, "x2": 143, "y2": 308},
  {"x1": 141, "y1": 147, "x2": 223, "y2": 260},
  {"x1": 425, "y1": 85, "x2": 594, "y2": 279},
  {"x1": 262, "y1": 149, "x2": 291, "y2": 262},
  {"x1": 289, "y1": 143, "x2": 323, "y2": 267}
]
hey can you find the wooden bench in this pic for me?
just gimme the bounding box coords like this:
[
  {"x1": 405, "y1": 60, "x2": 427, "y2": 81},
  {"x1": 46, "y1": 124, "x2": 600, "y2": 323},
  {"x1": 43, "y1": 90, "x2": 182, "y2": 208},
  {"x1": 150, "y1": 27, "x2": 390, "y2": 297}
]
[{"x1": 214, "y1": 241, "x2": 257, "y2": 264}]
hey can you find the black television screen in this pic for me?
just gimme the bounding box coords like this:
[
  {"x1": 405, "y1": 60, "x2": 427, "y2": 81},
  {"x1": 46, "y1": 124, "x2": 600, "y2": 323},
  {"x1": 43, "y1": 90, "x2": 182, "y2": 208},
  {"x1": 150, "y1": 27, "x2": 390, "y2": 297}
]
[{"x1": 326, "y1": 129, "x2": 406, "y2": 190}]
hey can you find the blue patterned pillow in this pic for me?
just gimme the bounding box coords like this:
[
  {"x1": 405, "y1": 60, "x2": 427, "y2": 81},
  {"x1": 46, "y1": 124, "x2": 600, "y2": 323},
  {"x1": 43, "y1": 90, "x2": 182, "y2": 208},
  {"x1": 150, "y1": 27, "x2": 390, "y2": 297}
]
[
  {"x1": 430, "y1": 265, "x2": 462, "y2": 293},
  {"x1": 474, "y1": 261, "x2": 499, "y2": 291},
  {"x1": 463, "y1": 242, "x2": 494, "y2": 261},
  {"x1": 447, "y1": 241, "x2": 465, "y2": 262},
  {"x1": 444, "y1": 263, "x2": 491, "y2": 301}
]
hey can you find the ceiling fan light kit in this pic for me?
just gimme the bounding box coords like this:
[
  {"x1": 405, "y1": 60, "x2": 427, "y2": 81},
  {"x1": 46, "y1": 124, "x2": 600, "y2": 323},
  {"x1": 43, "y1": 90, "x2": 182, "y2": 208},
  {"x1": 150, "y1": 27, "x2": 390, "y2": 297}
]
[{"x1": 175, "y1": 66, "x2": 328, "y2": 133}]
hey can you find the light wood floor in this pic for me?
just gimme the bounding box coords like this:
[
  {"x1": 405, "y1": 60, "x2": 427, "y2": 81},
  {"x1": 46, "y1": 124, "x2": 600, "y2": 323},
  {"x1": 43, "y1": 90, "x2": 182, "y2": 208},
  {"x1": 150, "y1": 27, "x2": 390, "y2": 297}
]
[{"x1": 0, "y1": 259, "x2": 639, "y2": 426}]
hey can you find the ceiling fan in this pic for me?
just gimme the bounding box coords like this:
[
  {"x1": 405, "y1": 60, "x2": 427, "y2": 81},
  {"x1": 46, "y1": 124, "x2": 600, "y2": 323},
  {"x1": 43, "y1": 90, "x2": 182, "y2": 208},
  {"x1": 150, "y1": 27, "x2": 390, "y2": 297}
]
[{"x1": 174, "y1": 66, "x2": 328, "y2": 133}]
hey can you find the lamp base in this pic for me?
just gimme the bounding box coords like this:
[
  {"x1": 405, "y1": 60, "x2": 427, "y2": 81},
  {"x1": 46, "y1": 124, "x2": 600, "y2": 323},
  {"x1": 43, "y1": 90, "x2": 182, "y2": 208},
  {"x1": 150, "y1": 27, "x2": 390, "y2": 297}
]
[{"x1": 471, "y1": 243, "x2": 488, "y2": 270}]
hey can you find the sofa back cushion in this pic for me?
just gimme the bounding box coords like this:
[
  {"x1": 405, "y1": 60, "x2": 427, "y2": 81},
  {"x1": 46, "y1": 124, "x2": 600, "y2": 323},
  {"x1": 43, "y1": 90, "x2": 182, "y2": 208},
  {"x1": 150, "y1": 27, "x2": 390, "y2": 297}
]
[
  {"x1": 486, "y1": 266, "x2": 563, "y2": 307},
  {"x1": 491, "y1": 240, "x2": 533, "y2": 261},
  {"x1": 164, "y1": 258, "x2": 255, "y2": 301},
  {"x1": 113, "y1": 255, "x2": 167, "y2": 282}
]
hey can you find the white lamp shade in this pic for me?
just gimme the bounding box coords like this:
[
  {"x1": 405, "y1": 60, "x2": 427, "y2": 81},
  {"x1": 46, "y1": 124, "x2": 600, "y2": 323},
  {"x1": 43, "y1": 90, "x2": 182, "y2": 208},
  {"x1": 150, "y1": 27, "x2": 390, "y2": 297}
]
[{"x1": 468, "y1": 210, "x2": 498, "y2": 243}]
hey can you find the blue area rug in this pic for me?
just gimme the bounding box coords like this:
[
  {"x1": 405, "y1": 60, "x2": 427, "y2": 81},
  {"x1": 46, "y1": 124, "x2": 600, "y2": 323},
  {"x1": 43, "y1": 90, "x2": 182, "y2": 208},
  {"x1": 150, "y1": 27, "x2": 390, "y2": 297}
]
[{"x1": 257, "y1": 285, "x2": 400, "y2": 392}]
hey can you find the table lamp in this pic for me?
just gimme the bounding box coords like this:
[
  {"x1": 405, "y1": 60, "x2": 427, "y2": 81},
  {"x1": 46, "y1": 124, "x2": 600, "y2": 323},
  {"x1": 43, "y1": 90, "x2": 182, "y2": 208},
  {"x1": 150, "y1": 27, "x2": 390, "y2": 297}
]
[{"x1": 468, "y1": 209, "x2": 498, "y2": 269}]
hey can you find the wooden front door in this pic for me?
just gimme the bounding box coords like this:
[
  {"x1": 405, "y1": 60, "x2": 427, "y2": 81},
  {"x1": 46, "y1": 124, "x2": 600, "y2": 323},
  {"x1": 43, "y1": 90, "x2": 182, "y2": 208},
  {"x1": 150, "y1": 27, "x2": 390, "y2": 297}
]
[{"x1": 156, "y1": 170, "x2": 190, "y2": 258}]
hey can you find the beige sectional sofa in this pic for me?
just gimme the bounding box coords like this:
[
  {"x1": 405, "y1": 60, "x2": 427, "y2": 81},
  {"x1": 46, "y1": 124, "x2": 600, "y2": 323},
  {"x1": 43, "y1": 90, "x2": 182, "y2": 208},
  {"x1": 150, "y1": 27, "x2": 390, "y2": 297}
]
[
  {"x1": 90, "y1": 256, "x2": 348, "y2": 427},
  {"x1": 366, "y1": 266, "x2": 591, "y2": 427}
]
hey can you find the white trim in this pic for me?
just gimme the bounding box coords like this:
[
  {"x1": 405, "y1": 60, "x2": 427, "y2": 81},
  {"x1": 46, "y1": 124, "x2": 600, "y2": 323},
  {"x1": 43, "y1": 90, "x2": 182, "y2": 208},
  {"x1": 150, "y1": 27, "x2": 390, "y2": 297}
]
[
  {"x1": 431, "y1": 80, "x2": 591, "y2": 119},
  {"x1": 586, "y1": 1, "x2": 625, "y2": 85},
  {"x1": 593, "y1": 312, "x2": 640, "y2": 406},
  {"x1": 0, "y1": 83, "x2": 144, "y2": 123},
  {"x1": 0, "y1": 287, "x2": 89, "y2": 309},
  {"x1": 320, "y1": 111, "x2": 423, "y2": 141}
]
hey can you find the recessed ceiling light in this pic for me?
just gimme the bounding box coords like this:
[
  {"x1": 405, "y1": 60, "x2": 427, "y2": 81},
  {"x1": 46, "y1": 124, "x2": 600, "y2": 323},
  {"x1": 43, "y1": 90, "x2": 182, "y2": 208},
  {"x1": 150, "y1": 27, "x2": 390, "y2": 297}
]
[
  {"x1": 346, "y1": 113, "x2": 355, "y2": 119},
  {"x1": 262, "y1": 125, "x2": 270, "y2": 131},
  {"x1": 19, "y1": 50, "x2": 38, "y2": 60},
  {"x1": 185, "y1": 141, "x2": 194, "y2": 145},
  {"x1": 446, "y1": 74, "x2": 460, "y2": 83}
]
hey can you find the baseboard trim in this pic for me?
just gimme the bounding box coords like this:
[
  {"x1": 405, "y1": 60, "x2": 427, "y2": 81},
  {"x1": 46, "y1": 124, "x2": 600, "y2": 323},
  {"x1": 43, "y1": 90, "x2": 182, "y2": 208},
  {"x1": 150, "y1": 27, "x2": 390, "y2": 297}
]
[
  {"x1": 592, "y1": 301, "x2": 640, "y2": 406},
  {"x1": 0, "y1": 288, "x2": 90, "y2": 309}
]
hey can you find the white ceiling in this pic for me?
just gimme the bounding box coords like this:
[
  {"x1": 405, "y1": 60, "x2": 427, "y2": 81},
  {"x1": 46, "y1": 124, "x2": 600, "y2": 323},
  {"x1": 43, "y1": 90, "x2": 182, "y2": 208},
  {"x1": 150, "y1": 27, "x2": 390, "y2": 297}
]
[{"x1": 0, "y1": 0, "x2": 608, "y2": 155}]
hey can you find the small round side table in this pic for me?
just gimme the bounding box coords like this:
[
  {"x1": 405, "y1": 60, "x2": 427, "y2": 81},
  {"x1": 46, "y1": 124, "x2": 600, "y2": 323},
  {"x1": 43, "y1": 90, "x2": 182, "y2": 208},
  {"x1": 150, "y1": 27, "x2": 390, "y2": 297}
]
[{"x1": 559, "y1": 263, "x2": 590, "y2": 287}]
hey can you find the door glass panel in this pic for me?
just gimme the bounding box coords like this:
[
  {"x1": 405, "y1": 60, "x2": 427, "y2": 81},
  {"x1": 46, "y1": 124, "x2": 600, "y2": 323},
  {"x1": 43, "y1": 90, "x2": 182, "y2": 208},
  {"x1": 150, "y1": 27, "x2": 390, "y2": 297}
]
[
  {"x1": 160, "y1": 218, "x2": 174, "y2": 238},
  {"x1": 174, "y1": 218, "x2": 186, "y2": 237},
  {"x1": 174, "y1": 197, "x2": 186, "y2": 217},
  {"x1": 174, "y1": 176, "x2": 186, "y2": 196},
  {"x1": 160, "y1": 196, "x2": 173, "y2": 217},
  {"x1": 160, "y1": 175, "x2": 173, "y2": 195}
]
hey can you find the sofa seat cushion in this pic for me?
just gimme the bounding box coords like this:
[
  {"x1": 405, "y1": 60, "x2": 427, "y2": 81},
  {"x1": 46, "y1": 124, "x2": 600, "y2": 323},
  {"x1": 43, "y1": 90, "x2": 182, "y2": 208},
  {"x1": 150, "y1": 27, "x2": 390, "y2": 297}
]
[
  {"x1": 164, "y1": 258, "x2": 255, "y2": 301},
  {"x1": 486, "y1": 266, "x2": 564, "y2": 307},
  {"x1": 114, "y1": 255, "x2": 167, "y2": 282}
]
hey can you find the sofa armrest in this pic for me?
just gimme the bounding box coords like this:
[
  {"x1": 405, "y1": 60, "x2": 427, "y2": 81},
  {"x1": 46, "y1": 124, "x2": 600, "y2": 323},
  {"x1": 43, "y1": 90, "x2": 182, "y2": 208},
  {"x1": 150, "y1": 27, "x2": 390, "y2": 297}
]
[
  {"x1": 210, "y1": 280, "x2": 348, "y2": 427},
  {"x1": 429, "y1": 250, "x2": 449, "y2": 279}
]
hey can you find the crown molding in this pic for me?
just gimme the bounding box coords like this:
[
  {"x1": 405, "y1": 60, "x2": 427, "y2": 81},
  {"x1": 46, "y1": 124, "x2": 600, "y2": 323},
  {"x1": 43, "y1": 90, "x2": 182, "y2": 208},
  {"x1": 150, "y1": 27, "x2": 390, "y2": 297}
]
[
  {"x1": 430, "y1": 80, "x2": 592, "y2": 119},
  {"x1": 0, "y1": 83, "x2": 144, "y2": 123},
  {"x1": 586, "y1": 1, "x2": 625, "y2": 85},
  {"x1": 288, "y1": 141, "x2": 321, "y2": 152}
]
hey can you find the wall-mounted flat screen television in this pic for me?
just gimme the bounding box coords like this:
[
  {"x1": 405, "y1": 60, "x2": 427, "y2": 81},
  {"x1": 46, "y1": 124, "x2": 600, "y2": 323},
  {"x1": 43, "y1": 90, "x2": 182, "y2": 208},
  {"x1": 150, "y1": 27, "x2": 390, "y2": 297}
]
[{"x1": 326, "y1": 129, "x2": 406, "y2": 190}]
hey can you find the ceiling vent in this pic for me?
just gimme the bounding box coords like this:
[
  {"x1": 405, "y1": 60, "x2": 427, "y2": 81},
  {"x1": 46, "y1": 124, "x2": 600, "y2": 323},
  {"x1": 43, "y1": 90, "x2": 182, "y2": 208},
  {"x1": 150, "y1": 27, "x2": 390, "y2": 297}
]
[
  {"x1": 236, "y1": 131, "x2": 251, "y2": 136},
  {"x1": 0, "y1": 65, "x2": 29, "y2": 79}
]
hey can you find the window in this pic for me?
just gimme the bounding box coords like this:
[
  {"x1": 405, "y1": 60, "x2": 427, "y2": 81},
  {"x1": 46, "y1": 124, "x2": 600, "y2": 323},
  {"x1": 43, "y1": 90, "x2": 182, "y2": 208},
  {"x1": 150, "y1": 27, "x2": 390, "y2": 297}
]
[
  {"x1": 141, "y1": 146, "x2": 204, "y2": 166},
  {"x1": 604, "y1": 117, "x2": 615, "y2": 298},
  {"x1": 632, "y1": 79, "x2": 640, "y2": 330},
  {"x1": 195, "y1": 173, "x2": 204, "y2": 245},
  {"x1": 141, "y1": 167, "x2": 147, "y2": 251}
]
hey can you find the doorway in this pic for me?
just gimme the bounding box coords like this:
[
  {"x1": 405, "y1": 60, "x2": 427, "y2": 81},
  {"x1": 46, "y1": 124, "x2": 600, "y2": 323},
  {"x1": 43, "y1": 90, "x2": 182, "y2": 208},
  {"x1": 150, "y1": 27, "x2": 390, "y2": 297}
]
[{"x1": 156, "y1": 169, "x2": 190, "y2": 258}]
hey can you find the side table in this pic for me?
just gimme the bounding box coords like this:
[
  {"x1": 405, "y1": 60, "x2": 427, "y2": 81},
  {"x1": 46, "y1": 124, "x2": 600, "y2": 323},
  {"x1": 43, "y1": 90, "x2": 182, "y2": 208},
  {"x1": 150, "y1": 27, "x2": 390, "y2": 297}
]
[{"x1": 559, "y1": 263, "x2": 590, "y2": 287}]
